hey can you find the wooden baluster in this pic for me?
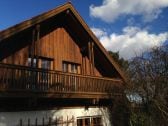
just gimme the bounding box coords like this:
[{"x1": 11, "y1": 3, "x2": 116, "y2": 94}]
[
  {"x1": 47, "y1": 72, "x2": 49, "y2": 91},
  {"x1": 52, "y1": 73, "x2": 55, "y2": 91},
  {"x1": 16, "y1": 69, "x2": 19, "y2": 89},
  {"x1": 65, "y1": 75, "x2": 67, "y2": 91},
  {"x1": 97, "y1": 79, "x2": 100, "y2": 92},
  {"x1": 7, "y1": 68, "x2": 10, "y2": 89},
  {"x1": 51, "y1": 72, "x2": 53, "y2": 91},
  {"x1": 94, "y1": 78, "x2": 96, "y2": 92},
  {"x1": 20, "y1": 69, "x2": 23, "y2": 89},
  {"x1": 89, "y1": 78, "x2": 93, "y2": 92},
  {"x1": 83, "y1": 77, "x2": 86, "y2": 92},
  {"x1": 80, "y1": 77, "x2": 82, "y2": 92},
  {"x1": 20, "y1": 69, "x2": 22, "y2": 89},
  {"x1": 97, "y1": 79, "x2": 99, "y2": 92},
  {"x1": 68, "y1": 75, "x2": 70, "y2": 91},
  {"x1": 57, "y1": 73, "x2": 59, "y2": 91},
  {"x1": 36, "y1": 71, "x2": 39, "y2": 91},
  {"x1": 90, "y1": 77, "x2": 92, "y2": 92},
  {"x1": 76, "y1": 76, "x2": 79, "y2": 92},
  {"x1": 101, "y1": 79, "x2": 104, "y2": 92},
  {"x1": 86, "y1": 77, "x2": 88, "y2": 92},
  {"x1": 2, "y1": 67, "x2": 5, "y2": 90},
  {"x1": 46, "y1": 72, "x2": 50, "y2": 90},
  {"x1": 59, "y1": 73, "x2": 61, "y2": 92},
  {"x1": 17, "y1": 68, "x2": 20, "y2": 90},
  {"x1": 55, "y1": 73, "x2": 57, "y2": 91}
]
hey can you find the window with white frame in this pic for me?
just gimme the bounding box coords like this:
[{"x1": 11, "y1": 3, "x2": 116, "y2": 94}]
[{"x1": 62, "y1": 61, "x2": 81, "y2": 74}]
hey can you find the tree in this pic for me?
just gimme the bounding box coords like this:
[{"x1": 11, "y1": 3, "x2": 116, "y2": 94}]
[
  {"x1": 108, "y1": 51, "x2": 129, "y2": 70},
  {"x1": 128, "y1": 45, "x2": 168, "y2": 126},
  {"x1": 108, "y1": 51, "x2": 131, "y2": 126}
]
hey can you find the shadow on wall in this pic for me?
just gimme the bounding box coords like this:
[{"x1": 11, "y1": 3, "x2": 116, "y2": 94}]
[{"x1": 0, "y1": 109, "x2": 63, "y2": 126}]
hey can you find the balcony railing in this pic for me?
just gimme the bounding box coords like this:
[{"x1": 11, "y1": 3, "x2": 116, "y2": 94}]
[{"x1": 0, "y1": 63, "x2": 124, "y2": 98}]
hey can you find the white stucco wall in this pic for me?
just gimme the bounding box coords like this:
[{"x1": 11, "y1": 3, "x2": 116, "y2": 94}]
[{"x1": 0, "y1": 107, "x2": 111, "y2": 126}]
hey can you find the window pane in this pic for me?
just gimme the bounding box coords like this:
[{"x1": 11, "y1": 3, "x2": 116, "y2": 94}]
[
  {"x1": 28, "y1": 58, "x2": 37, "y2": 67},
  {"x1": 63, "y1": 63, "x2": 68, "y2": 72},
  {"x1": 92, "y1": 117, "x2": 102, "y2": 126},
  {"x1": 71, "y1": 64, "x2": 76, "y2": 73},
  {"x1": 62, "y1": 62, "x2": 80, "y2": 74},
  {"x1": 41, "y1": 60, "x2": 51, "y2": 69},
  {"x1": 77, "y1": 119, "x2": 83, "y2": 126},
  {"x1": 85, "y1": 118, "x2": 90, "y2": 126}
]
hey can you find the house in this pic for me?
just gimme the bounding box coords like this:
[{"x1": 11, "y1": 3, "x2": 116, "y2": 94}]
[{"x1": 0, "y1": 2, "x2": 126, "y2": 126}]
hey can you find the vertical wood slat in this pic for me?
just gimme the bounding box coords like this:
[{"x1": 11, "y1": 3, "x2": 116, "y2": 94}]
[
  {"x1": 88, "y1": 42, "x2": 92, "y2": 75},
  {"x1": 2, "y1": 26, "x2": 103, "y2": 77},
  {"x1": 91, "y1": 42, "x2": 95, "y2": 75}
]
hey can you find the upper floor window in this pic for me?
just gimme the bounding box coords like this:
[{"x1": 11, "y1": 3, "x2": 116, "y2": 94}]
[
  {"x1": 71, "y1": 64, "x2": 78, "y2": 73},
  {"x1": 41, "y1": 59, "x2": 51, "y2": 70},
  {"x1": 63, "y1": 62, "x2": 68, "y2": 72},
  {"x1": 28, "y1": 56, "x2": 53, "y2": 70},
  {"x1": 62, "y1": 61, "x2": 81, "y2": 74},
  {"x1": 28, "y1": 57, "x2": 37, "y2": 67}
]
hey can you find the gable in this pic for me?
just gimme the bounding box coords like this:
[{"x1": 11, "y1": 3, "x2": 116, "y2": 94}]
[{"x1": 0, "y1": 2, "x2": 127, "y2": 83}]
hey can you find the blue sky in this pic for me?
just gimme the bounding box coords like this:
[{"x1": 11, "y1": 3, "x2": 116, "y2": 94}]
[{"x1": 1, "y1": 0, "x2": 168, "y2": 59}]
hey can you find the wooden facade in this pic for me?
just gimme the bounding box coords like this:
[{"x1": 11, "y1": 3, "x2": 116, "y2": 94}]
[
  {"x1": 1, "y1": 27, "x2": 101, "y2": 76},
  {"x1": 0, "y1": 3, "x2": 126, "y2": 106}
]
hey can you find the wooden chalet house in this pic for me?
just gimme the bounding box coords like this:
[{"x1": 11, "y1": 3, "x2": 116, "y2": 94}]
[{"x1": 0, "y1": 3, "x2": 126, "y2": 126}]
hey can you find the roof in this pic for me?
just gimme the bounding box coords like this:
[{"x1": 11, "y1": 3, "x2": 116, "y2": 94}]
[{"x1": 0, "y1": 2, "x2": 127, "y2": 83}]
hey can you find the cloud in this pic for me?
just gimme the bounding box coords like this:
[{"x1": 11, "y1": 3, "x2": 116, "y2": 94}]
[
  {"x1": 91, "y1": 26, "x2": 168, "y2": 59},
  {"x1": 91, "y1": 27, "x2": 107, "y2": 38},
  {"x1": 90, "y1": 0, "x2": 168, "y2": 22}
]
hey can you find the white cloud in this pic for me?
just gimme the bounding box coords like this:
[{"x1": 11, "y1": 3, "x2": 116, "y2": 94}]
[
  {"x1": 91, "y1": 26, "x2": 168, "y2": 59},
  {"x1": 91, "y1": 27, "x2": 107, "y2": 38},
  {"x1": 90, "y1": 0, "x2": 168, "y2": 22}
]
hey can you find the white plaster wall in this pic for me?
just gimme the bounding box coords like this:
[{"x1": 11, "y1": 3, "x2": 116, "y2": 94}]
[{"x1": 0, "y1": 107, "x2": 111, "y2": 126}]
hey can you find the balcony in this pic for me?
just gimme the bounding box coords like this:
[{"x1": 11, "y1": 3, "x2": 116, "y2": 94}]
[{"x1": 0, "y1": 63, "x2": 124, "y2": 99}]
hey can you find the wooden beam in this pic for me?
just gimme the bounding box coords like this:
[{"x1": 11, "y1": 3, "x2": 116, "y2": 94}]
[
  {"x1": 91, "y1": 42, "x2": 95, "y2": 75},
  {"x1": 88, "y1": 41, "x2": 92, "y2": 75},
  {"x1": 35, "y1": 25, "x2": 40, "y2": 68}
]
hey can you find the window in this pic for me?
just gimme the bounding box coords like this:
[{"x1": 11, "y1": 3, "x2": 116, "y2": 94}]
[
  {"x1": 62, "y1": 61, "x2": 81, "y2": 74},
  {"x1": 40, "y1": 58, "x2": 52, "y2": 82},
  {"x1": 92, "y1": 117, "x2": 102, "y2": 126},
  {"x1": 77, "y1": 116, "x2": 103, "y2": 126},
  {"x1": 28, "y1": 57, "x2": 37, "y2": 67},
  {"x1": 41, "y1": 59, "x2": 51, "y2": 70},
  {"x1": 71, "y1": 64, "x2": 77, "y2": 73},
  {"x1": 63, "y1": 62, "x2": 68, "y2": 72}
]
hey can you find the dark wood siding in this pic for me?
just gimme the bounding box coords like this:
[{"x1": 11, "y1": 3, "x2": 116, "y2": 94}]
[{"x1": 1, "y1": 27, "x2": 101, "y2": 76}]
